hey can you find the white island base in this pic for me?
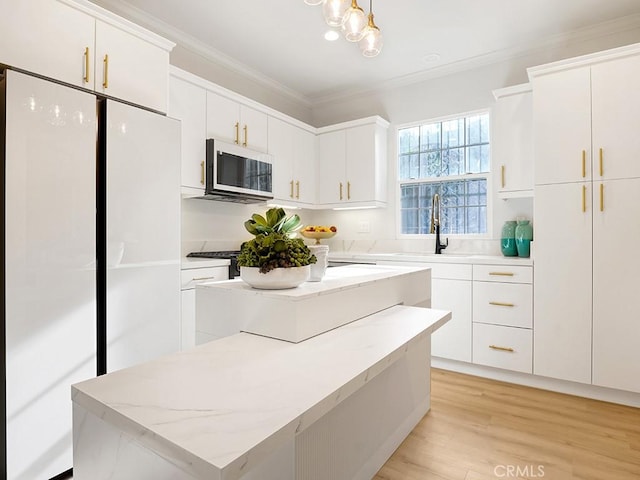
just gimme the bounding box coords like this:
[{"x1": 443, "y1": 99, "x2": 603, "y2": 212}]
[{"x1": 72, "y1": 305, "x2": 450, "y2": 480}]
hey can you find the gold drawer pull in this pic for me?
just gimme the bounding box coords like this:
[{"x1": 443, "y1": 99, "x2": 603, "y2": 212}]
[
  {"x1": 582, "y1": 185, "x2": 586, "y2": 213},
  {"x1": 243, "y1": 124, "x2": 248, "y2": 147},
  {"x1": 192, "y1": 276, "x2": 217, "y2": 281},
  {"x1": 234, "y1": 122, "x2": 240, "y2": 144},
  {"x1": 599, "y1": 148, "x2": 603, "y2": 177},
  {"x1": 339, "y1": 182, "x2": 343, "y2": 200},
  {"x1": 200, "y1": 161, "x2": 205, "y2": 185},
  {"x1": 489, "y1": 345, "x2": 514, "y2": 352},
  {"x1": 102, "y1": 54, "x2": 109, "y2": 88},
  {"x1": 489, "y1": 272, "x2": 514, "y2": 277},
  {"x1": 290, "y1": 180, "x2": 294, "y2": 198},
  {"x1": 581, "y1": 150, "x2": 586, "y2": 178},
  {"x1": 600, "y1": 183, "x2": 604, "y2": 212},
  {"x1": 501, "y1": 165, "x2": 505, "y2": 188},
  {"x1": 296, "y1": 180, "x2": 300, "y2": 199},
  {"x1": 489, "y1": 301, "x2": 515, "y2": 307},
  {"x1": 83, "y1": 47, "x2": 90, "y2": 83}
]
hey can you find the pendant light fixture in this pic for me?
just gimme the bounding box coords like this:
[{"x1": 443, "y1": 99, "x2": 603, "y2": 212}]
[
  {"x1": 359, "y1": 0, "x2": 383, "y2": 57},
  {"x1": 341, "y1": 0, "x2": 367, "y2": 42},
  {"x1": 305, "y1": 0, "x2": 382, "y2": 57},
  {"x1": 322, "y1": 0, "x2": 350, "y2": 27}
]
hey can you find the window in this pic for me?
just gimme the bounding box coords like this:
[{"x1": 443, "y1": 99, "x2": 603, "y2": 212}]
[{"x1": 398, "y1": 112, "x2": 490, "y2": 235}]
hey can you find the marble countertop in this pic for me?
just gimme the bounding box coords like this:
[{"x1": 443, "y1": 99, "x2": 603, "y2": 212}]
[
  {"x1": 181, "y1": 257, "x2": 230, "y2": 269},
  {"x1": 72, "y1": 305, "x2": 451, "y2": 480},
  {"x1": 198, "y1": 264, "x2": 430, "y2": 301},
  {"x1": 329, "y1": 252, "x2": 533, "y2": 266}
]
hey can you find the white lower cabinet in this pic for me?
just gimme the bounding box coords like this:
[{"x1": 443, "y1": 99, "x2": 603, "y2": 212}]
[
  {"x1": 180, "y1": 265, "x2": 228, "y2": 350},
  {"x1": 377, "y1": 261, "x2": 472, "y2": 363},
  {"x1": 592, "y1": 177, "x2": 640, "y2": 393},
  {"x1": 472, "y1": 264, "x2": 533, "y2": 373},
  {"x1": 473, "y1": 323, "x2": 533, "y2": 374}
]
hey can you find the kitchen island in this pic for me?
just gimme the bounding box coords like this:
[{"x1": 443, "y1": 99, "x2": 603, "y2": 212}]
[
  {"x1": 72, "y1": 305, "x2": 450, "y2": 480},
  {"x1": 196, "y1": 263, "x2": 432, "y2": 343}
]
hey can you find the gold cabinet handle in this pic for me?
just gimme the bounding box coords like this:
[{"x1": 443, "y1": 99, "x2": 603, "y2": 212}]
[
  {"x1": 200, "y1": 161, "x2": 205, "y2": 185},
  {"x1": 243, "y1": 124, "x2": 248, "y2": 147},
  {"x1": 192, "y1": 276, "x2": 217, "y2": 281},
  {"x1": 83, "y1": 47, "x2": 90, "y2": 83},
  {"x1": 599, "y1": 148, "x2": 603, "y2": 177},
  {"x1": 501, "y1": 165, "x2": 505, "y2": 188},
  {"x1": 234, "y1": 122, "x2": 239, "y2": 144},
  {"x1": 489, "y1": 301, "x2": 515, "y2": 307},
  {"x1": 339, "y1": 182, "x2": 343, "y2": 200},
  {"x1": 489, "y1": 345, "x2": 514, "y2": 352},
  {"x1": 347, "y1": 181, "x2": 351, "y2": 200},
  {"x1": 581, "y1": 150, "x2": 586, "y2": 178},
  {"x1": 600, "y1": 183, "x2": 604, "y2": 212},
  {"x1": 489, "y1": 272, "x2": 514, "y2": 277},
  {"x1": 582, "y1": 185, "x2": 586, "y2": 213},
  {"x1": 102, "y1": 54, "x2": 109, "y2": 88},
  {"x1": 296, "y1": 180, "x2": 300, "y2": 199},
  {"x1": 289, "y1": 180, "x2": 294, "y2": 198}
]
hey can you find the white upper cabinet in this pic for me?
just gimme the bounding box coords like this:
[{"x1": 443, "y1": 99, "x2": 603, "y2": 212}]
[
  {"x1": 169, "y1": 72, "x2": 207, "y2": 191},
  {"x1": 0, "y1": 0, "x2": 173, "y2": 112},
  {"x1": 531, "y1": 66, "x2": 592, "y2": 186},
  {"x1": 94, "y1": 20, "x2": 170, "y2": 113},
  {"x1": 591, "y1": 54, "x2": 640, "y2": 181},
  {"x1": 317, "y1": 129, "x2": 346, "y2": 204},
  {"x1": 206, "y1": 92, "x2": 268, "y2": 152},
  {"x1": 268, "y1": 117, "x2": 316, "y2": 205},
  {"x1": 0, "y1": 0, "x2": 95, "y2": 89},
  {"x1": 531, "y1": 51, "x2": 640, "y2": 186},
  {"x1": 317, "y1": 117, "x2": 389, "y2": 207},
  {"x1": 492, "y1": 84, "x2": 534, "y2": 197}
]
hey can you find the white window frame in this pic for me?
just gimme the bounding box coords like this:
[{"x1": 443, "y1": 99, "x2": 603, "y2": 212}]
[{"x1": 395, "y1": 109, "x2": 493, "y2": 239}]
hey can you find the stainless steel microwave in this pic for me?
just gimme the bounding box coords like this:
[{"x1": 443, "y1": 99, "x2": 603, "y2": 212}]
[{"x1": 203, "y1": 138, "x2": 273, "y2": 203}]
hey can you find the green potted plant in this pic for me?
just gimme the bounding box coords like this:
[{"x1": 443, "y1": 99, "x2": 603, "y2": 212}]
[{"x1": 237, "y1": 207, "x2": 316, "y2": 289}]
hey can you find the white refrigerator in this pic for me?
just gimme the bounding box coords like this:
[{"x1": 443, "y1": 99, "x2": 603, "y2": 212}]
[{"x1": 2, "y1": 69, "x2": 180, "y2": 479}]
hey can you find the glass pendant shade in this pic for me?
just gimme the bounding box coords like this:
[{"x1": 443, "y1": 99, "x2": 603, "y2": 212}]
[
  {"x1": 323, "y1": 0, "x2": 350, "y2": 27},
  {"x1": 341, "y1": 0, "x2": 366, "y2": 41},
  {"x1": 359, "y1": 12, "x2": 382, "y2": 57},
  {"x1": 304, "y1": 0, "x2": 324, "y2": 5}
]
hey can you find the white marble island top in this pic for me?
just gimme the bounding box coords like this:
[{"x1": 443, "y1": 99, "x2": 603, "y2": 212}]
[
  {"x1": 72, "y1": 305, "x2": 450, "y2": 480},
  {"x1": 196, "y1": 264, "x2": 432, "y2": 342},
  {"x1": 198, "y1": 263, "x2": 429, "y2": 300}
]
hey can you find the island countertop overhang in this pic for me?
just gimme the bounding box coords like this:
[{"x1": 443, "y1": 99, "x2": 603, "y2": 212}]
[{"x1": 72, "y1": 304, "x2": 451, "y2": 480}]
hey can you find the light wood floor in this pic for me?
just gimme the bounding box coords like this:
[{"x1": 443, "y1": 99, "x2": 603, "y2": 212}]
[{"x1": 374, "y1": 369, "x2": 640, "y2": 480}]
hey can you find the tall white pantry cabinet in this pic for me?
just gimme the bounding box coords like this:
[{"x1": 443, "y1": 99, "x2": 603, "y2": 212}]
[{"x1": 530, "y1": 45, "x2": 640, "y2": 393}]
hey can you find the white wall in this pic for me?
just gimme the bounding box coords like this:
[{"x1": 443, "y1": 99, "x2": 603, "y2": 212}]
[{"x1": 180, "y1": 198, "x2": 258, "y2": 255}]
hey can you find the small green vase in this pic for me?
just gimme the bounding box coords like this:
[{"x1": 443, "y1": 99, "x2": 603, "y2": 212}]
[
  {"x1": 501, "y1": 221, "x2": 517, "y2": 257},
  {"x1": 515, "y1": 220, "x2": 533, "y2": 258}
]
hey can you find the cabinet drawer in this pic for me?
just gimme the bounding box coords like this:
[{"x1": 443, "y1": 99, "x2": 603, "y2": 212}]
[
  {"x1": 473, "y1": 264, "x2": 532, "y2": 284},
  {"x1": 181, "y1": 266, "x2": 228, "y2": 289},
  {"x1": 473, "y1": 282, "x2": 532, "y2": 328},
  {"x1": 473, "y1": 323, "x2": 532, "y2": 373},
  {"x1": 377, "y1": 262, "x2": 472, "y2": 281}
]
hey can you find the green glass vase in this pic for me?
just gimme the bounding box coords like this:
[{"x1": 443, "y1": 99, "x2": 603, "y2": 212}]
[
  {"x1": 501, "y1": 221, "x2": 518, "y2": 257},
  {"x1": 515, "y1": 220, "x2": 533, "y2": 258}
]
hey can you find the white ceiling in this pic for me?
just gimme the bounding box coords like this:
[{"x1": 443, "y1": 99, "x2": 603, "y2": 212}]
[{"x1": 92, "y1": 0, "x2": 640, "y2": 103}]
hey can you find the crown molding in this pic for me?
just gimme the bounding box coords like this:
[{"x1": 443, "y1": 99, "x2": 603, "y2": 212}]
[
  {"x1": 62, "y1": 0, "x2": 175, "y2": 50},
  {"x1": 309, "y1": 13, "x2": 640, "y2": 106},
  {"x1": 85, "y1": 2, "x2": 640, "y2": 110},
  {"x1": 91, "y1": 0, "x2": 312, "y2": 108}
]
